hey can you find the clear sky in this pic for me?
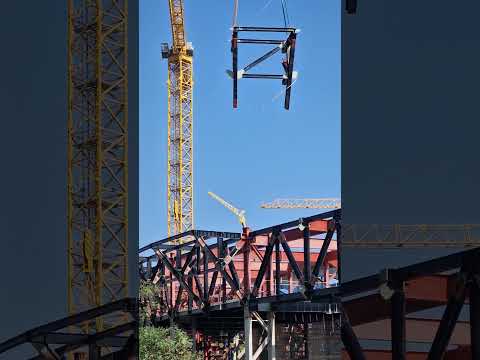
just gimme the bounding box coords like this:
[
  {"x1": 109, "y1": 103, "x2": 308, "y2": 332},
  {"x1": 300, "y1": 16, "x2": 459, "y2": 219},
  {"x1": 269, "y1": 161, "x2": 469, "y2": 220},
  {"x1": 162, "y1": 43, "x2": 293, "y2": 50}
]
[{"x1": 140, "y1": 0, "x2": 340, "y2": 248}]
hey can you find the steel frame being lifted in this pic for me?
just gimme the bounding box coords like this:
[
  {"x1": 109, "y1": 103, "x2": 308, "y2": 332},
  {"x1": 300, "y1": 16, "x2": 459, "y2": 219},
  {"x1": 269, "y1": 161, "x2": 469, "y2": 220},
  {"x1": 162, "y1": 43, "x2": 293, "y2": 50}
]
[
  {"x1": 230, "y1": 26, "x2": 298, "y2": 110},
  {"x1": 67, "y1": 0, "x2": 129, "y2": 333}
]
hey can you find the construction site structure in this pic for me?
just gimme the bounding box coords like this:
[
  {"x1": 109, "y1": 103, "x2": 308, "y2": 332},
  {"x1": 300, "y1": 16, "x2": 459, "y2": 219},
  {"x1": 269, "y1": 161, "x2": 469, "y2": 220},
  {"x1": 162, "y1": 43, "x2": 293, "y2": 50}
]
[
  {"x1": 261, "y1": 198, "x2": 341, "y2": 209},
  {"x1": 139, "y1": 210, "x2": 341, "y2": 359},
  {"x1": 67, "y1": 0, "x2": 129, "y2": 332},
  {"x1": 162, "y1": 0, "x2": 194, "y2": 237}
]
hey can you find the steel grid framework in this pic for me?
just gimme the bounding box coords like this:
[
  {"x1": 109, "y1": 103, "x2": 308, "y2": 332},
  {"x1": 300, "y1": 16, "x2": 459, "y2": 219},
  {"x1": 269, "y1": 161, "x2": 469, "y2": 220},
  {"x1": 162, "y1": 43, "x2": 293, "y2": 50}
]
[
  {"x1": 67, "y1": 0, "x2": 129, "y2": 333},
  {"x1": 0, "y1": 298, "x2": 137, "y2": 359},
  {"x1": 138, "y1": 211, "x2": 341, "y2": 318},
  {"x1": 230, "y1": 26, "x2": 298, "y2": 109}
]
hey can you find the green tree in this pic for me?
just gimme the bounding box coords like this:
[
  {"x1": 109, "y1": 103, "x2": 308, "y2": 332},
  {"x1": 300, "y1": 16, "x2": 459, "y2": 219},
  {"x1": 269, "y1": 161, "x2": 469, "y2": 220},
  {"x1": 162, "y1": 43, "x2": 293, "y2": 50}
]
[{"x1": 139, "y1": 326, "x2": 200, "y2": 360}]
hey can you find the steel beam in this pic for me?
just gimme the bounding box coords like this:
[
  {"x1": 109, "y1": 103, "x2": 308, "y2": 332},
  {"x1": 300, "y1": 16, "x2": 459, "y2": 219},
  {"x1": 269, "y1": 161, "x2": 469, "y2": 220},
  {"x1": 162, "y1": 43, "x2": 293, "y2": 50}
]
[
  {"x1": 391, "y1": 289, "x2": 406, "y2": 360},
  {"x1": 244, "y1": 307, "x2": 253, "y2": 360},
  {"x1": 427, "y1": 273, "x2": 467, "y2": 360},
  {"x1": 312, "y1": 227, "x2": 334, "y2": 279},
  {"x1": 341, "y1": 311, "x2": 366, "y2": 360},
  {"x1": 471, "y1": 278, "x2": 480, "y2": 358}
]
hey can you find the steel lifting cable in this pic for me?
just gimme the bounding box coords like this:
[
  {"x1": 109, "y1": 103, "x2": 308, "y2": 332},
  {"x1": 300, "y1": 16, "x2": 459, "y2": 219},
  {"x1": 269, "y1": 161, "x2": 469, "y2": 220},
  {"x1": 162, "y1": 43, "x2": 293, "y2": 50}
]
[
  {"x1": 232, "y1": 0, "x2": 238, "y2": 27},
  {"x1": 280, "y1": 0, "x2": 290, "y2": 28}
]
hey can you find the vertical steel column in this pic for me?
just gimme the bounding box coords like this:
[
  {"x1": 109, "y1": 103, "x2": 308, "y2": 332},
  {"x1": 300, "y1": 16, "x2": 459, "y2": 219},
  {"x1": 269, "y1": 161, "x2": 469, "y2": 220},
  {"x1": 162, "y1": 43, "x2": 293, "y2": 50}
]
[
  {"x1": 268, "y1": 312, "x2": 276, "y2": 360},
  {"x1": 244, "y1": 307, "x2": 253, "y2": 360},
  {"x1": 391, "y1": 288, "x2": 406, "y2": 360},
  {"x1": 218, "y1": 237, "x2": 227, "y2": 301},
  {"x1": 335, "y1": 218, "x2": 342, "y2": 284},
  {"x1": 303, "y1": 224, "x2": 311, "y2": 288},
  {"x1": 304, "y1": 320, "x2": 309, "y2": 359},
  {"x1": 203, "y1": 248, "x2": 209, "y2": 303},
  {"x1": 244, "y1": 237, "x2": 251, "y2": 296},
  {"x1": 275, "y1": 239, "x2": 281, "y2": 296},
  {"x1": 232, "y1": 29, "x2": 239, "y2": 108},
  {"x1": 471, "y1": 279, "x2": 480, "y2": 359},
  {"x1": 88, "y1": 344, "x2": 100, "y2": 360}
]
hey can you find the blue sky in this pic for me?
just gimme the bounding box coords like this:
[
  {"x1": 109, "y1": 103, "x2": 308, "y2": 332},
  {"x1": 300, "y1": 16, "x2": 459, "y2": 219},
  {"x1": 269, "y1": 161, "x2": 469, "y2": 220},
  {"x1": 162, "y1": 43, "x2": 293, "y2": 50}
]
[{"x1": 140, "y1": 1, "x2": 340, "y2": 247}]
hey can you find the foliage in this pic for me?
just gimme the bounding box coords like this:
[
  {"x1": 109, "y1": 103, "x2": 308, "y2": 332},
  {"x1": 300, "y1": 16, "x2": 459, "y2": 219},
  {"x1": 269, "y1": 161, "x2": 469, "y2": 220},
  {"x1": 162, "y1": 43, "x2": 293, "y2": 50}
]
[{"x1": 139, "y1": 326, "x2": 201, "y2": 360}]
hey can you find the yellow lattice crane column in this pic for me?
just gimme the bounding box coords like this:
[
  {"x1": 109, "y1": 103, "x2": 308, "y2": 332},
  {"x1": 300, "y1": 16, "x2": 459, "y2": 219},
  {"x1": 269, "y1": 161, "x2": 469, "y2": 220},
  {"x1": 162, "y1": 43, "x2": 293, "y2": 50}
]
[
  {"x1": 68, "y1": 0, "x2": 129, "y2": 333},
  {"x1": 163, "y1": 0, "x2": 194, "y2": 236}
]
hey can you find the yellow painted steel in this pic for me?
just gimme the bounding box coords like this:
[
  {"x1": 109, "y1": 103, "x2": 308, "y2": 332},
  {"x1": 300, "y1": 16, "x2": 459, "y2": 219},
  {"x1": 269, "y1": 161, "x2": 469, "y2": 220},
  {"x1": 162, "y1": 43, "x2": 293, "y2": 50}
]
[
  {"x1": 166, "y1": 0, "x2": 194, "y2": 237},
  {"x1": 67, "y1": 0, "x2": 129, "y2": 335},
  {"x1": 208, "y1": 192, "x2": 247, "y2": 228}
]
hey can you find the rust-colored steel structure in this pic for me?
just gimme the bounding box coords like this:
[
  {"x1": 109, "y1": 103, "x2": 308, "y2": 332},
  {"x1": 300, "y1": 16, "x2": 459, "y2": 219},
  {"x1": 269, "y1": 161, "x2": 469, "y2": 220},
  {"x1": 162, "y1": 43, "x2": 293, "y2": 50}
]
[
  {"x1": 67, "y1": 0, "x2": 129, "y2": 333},
  {"x1": 139, "y1": 211, "x2": 341, "y2": 359}
]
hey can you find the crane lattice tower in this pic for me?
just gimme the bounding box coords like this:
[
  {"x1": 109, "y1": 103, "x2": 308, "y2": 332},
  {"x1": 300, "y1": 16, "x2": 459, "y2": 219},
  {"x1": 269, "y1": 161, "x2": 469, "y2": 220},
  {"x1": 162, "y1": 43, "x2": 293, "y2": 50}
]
[
  {"x1": 163, "y1": 0, "x2": 194, "y2": 236},
  {"x1": 67, "y1": 0, "x2": 129, "y2": 332}
]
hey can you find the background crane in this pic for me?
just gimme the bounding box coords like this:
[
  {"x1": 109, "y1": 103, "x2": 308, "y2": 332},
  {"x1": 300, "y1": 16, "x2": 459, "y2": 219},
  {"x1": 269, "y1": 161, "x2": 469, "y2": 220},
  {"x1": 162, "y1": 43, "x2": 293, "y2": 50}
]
[
  {"x1": 208, "y1": 192, "x2": 247, "y2": 228},
  {"x1": 162, "y1": 0, "x2": 194, "y2": 237},
  {"x1": 261, "y1": 198, "x2": 341, "y2": 209}
]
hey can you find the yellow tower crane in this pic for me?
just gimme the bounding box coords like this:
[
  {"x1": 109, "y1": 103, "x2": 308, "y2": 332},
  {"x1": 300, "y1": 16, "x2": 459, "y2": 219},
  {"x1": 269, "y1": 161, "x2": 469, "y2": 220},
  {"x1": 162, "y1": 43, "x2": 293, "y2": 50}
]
[
  {"x1": 208, "y1": 191, "x2": 247, "y2": 228},
  {"x1": 163, "y1": 0, "x2": 194, "y2": 237},
  {"x1": 261, "y1": 198, "x2": 341, "y2": 209},
  {"x1": 67, "y1": 0, "x2": 129, "y2": 333}
]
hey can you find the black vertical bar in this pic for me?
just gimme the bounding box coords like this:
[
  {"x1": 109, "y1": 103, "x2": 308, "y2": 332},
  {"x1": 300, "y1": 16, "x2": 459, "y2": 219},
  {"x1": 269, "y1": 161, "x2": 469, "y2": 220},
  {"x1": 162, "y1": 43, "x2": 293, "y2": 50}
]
[
  {"x1": 188, "y1": 277, "x2": 193, "y2": 311},
  {"x1": 176, "y1": 249, "x2": 182, "y2": 268},
  {"x1": 203, "y1": 249, "x2": 209, "y2": 303},
  {"x1": 391, "y1": 288, "x2": 406, "y2": 360},
  {"x1": 335, "y1": 218, "x2": 342, "y2": 285},
  {"x1": 89, "y1": 343, "x2": 100, "y2": 360},
  {"x1": 275, "y1": 237, "x2": 281, "y2": 296},
  {"x1": 303, "y1": 224, "x2": 311, "y2": 287},
  {"x1": 471, "y1": 280, "x2": 480, "y2": 359},
  {"x1": 232, "y1": 30, "x2": 238, "y2": 108},
  {"x1": 284, "y1": 33, "x2": 296, "y2": 110},
  {"x1": 218, "y1": 237, "x2": 226, "y2": 302}
]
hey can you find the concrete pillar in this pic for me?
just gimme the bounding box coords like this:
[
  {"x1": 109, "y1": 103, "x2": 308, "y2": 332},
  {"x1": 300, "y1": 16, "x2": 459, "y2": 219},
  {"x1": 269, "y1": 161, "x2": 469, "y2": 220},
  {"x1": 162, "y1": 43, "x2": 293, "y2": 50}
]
[
  {"x1": 244, "y1": 307, "x2": 253, "y2": 360},
  {"x1": 268, "y1": 312, "x2": 276, "y2": 360}
]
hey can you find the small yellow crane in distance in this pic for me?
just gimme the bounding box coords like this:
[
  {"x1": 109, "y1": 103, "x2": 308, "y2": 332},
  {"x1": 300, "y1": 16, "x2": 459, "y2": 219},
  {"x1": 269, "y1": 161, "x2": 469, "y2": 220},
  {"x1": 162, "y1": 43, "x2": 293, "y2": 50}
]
[
  {"x1": 208, "y1": 191, "x2": 247, "y2": 228},
  {"x1": 261, "y1": 198, "x2": 341, "y2": 209}
]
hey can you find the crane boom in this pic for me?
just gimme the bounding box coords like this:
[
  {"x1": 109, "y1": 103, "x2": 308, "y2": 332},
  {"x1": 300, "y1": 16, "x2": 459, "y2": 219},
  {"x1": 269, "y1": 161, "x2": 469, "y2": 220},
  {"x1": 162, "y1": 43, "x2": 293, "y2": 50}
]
[
  {"x1": 208, "y1": 192, "x2": 247, "y2": 228},
  {"x1": 261, "y1": 198, "x2": 341, "y2": 209},
  {"x1": 164, "y1": 0, "x2": 194, "y2": 237}
]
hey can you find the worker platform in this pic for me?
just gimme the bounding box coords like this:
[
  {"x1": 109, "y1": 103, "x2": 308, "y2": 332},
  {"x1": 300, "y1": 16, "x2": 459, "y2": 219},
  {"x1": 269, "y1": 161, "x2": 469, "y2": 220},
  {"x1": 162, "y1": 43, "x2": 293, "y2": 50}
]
[{"x1": 139, "y1": 210, "x2": 341, "y2": 358}]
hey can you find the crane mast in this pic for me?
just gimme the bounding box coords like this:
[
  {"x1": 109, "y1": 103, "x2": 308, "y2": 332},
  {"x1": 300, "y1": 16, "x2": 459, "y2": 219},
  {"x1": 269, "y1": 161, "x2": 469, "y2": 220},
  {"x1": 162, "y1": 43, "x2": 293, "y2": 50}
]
[
  {"x1": 163, "y1": 0, "x2": 194, "y2": 237},
  {"x1": 67, "y1": 0, "x2": 129, "y2": 332}
]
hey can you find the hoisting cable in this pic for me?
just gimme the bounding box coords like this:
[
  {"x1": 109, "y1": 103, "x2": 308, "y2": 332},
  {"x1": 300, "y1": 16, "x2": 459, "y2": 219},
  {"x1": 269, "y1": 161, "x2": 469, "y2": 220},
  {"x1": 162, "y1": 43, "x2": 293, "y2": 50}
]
[
  {"x1": 280, "y1": 0, "x2": 290, "y2": 28},
  {"x1": 233, "y1": 0, "x2": 239, "y2": 27}
]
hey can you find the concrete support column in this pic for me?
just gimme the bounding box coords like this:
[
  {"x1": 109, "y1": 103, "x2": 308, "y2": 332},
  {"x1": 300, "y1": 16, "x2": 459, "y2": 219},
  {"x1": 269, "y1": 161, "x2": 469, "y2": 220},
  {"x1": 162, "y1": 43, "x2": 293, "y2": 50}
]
[
  {"x1": 268, "y1": 312, "x2": 276, "y2": 360},
  {"x1": 244, "y1": 307, "x2": 253, "y2": 360}
]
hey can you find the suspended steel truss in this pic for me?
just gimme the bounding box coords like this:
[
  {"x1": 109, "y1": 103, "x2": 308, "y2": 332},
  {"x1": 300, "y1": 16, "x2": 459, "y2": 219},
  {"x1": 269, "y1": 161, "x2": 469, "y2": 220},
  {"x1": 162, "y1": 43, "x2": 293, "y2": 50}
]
[
  {"x1": 67, "y1": 0, "x2": 129, "y2": 333},
  {"x1": 163, "y1": 0, "x2": 194, "y2": 237}
]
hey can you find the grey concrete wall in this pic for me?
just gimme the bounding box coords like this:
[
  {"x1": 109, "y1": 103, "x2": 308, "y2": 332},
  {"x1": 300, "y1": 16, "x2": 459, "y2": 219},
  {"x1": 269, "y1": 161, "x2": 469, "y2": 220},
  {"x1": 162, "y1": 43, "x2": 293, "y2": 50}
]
[
  {"x1": 341, "y1": 0, "x2": 480, "y2": 280},
  {"x1": 0, "y1": 2, "x2": 138, "y2": 358}
]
